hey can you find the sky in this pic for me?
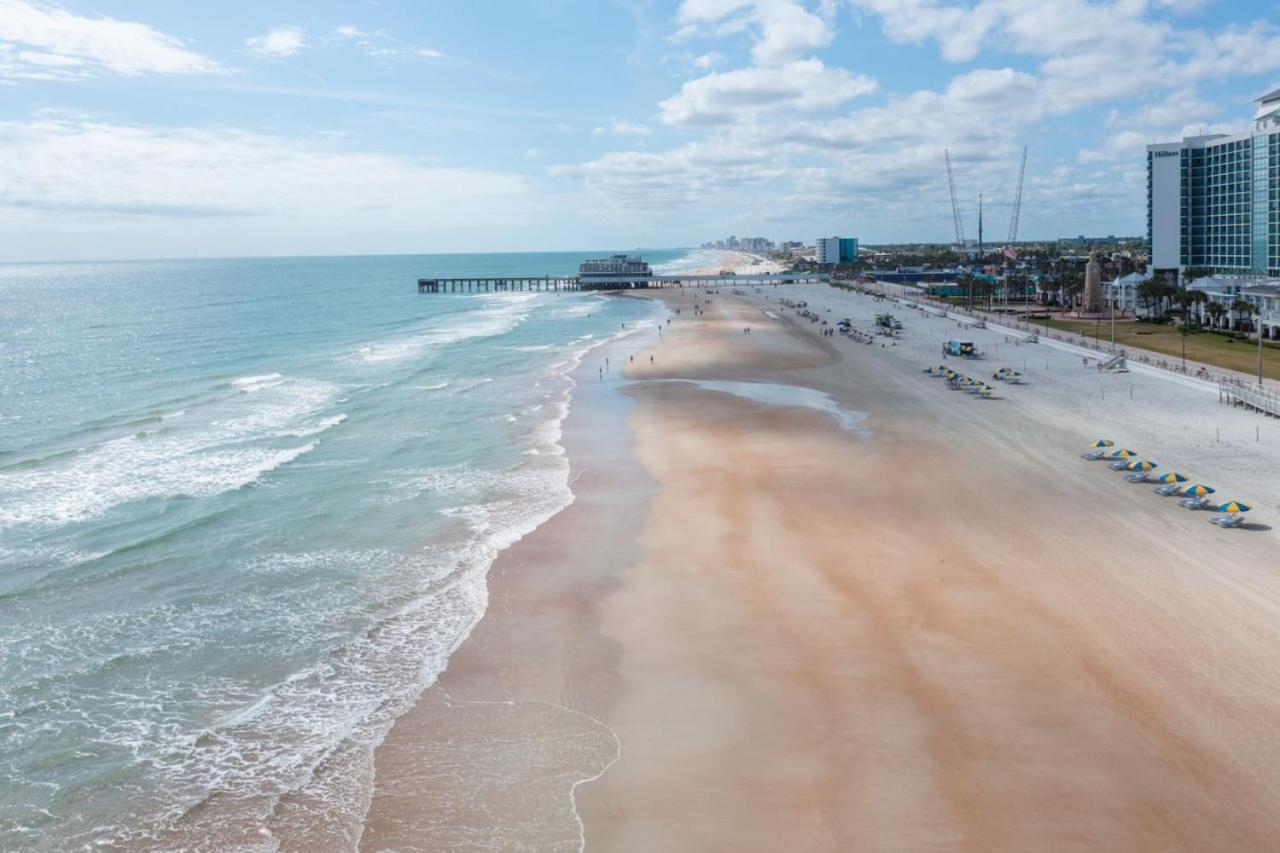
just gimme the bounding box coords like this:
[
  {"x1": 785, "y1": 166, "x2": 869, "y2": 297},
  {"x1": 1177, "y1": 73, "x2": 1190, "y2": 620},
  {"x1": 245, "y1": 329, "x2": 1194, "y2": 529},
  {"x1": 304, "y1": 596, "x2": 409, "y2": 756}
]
[{"x1": 1, "y1": 0, "x2": 1279, "y2": 261}]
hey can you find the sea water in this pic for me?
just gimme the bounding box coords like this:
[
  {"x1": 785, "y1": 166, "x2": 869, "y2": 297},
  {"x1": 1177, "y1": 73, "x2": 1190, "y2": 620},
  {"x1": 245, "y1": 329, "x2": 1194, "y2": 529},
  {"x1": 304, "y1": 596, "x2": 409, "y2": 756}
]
[{"x1": 0, "y1": 252, "x2": 677, "y2": 848}]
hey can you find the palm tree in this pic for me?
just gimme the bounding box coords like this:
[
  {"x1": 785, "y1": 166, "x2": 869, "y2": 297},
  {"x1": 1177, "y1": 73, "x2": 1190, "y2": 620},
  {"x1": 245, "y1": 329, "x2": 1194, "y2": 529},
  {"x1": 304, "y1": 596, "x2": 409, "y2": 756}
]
[
  {"x1": 1204, "y1": 301, "x2": 1226, "y2": 329},
  {"x1": 1231, "y1": 299, "x2": 1255, "y2": 332}
]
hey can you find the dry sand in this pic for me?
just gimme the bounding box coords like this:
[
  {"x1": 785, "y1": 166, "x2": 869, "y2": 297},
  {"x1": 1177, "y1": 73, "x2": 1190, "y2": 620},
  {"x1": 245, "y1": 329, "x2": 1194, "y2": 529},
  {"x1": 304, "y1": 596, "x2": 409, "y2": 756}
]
[
  {"x1": 363, "y1": 284, "x2": 1280, "y2": 852},
  {"x1": 673, "y1": 249, "x2": 787, "y2": 277}
]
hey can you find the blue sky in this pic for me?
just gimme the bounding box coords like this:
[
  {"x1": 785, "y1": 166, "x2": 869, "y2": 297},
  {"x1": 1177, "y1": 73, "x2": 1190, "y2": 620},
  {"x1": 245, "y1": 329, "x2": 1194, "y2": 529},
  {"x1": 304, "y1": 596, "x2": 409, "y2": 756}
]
[{"x1": 1, "y1": 0, "x2": 1279, "y2": 261}]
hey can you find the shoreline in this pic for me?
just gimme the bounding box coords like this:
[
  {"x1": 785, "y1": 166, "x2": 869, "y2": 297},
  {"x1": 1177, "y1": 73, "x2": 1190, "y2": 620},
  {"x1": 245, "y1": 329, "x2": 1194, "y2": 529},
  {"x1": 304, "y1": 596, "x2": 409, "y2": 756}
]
[
  {"x1": 358, "y1": 297, "x2": 666, "y2": 851},
  {"x1": 363, "y1": 282, "x2": 1280, "y2": 851}
]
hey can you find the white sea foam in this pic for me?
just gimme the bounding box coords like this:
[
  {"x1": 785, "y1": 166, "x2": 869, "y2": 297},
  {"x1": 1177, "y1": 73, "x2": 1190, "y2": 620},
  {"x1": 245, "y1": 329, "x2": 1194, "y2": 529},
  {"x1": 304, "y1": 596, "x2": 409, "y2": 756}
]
[
  {"x1": 275, "y1": 413, "x2": 348, "y2": 439},
  {"x1": 0, "y1": 375, "x2": 339, "y2": 528},
  {"x1": 649, "y1": 248, "x2": 723, "y2": 274},
  {"x1": 354, "y1": 298, "x2": 534, "y2": 365},
  {"x1": 52, "y1": 458, "x2": 578, "y2": 850},
  {"x1": 231, "y1": 372, "x2": 284, "y2": 391}
]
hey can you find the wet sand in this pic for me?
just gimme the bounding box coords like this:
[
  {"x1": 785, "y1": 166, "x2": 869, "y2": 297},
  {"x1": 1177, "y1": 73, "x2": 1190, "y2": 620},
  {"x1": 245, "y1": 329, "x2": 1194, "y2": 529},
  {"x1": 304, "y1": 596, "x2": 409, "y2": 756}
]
[{"x1": 363, "y1": 287, "x2": 1280, "y2": 851}]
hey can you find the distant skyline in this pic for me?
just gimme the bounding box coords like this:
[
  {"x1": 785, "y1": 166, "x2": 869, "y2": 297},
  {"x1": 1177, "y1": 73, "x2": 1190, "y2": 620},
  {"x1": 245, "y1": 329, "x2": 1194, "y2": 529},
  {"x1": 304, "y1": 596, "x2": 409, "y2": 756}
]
[{"x1": 1, "y1": 0, "x2": 1279, "y2": 262}]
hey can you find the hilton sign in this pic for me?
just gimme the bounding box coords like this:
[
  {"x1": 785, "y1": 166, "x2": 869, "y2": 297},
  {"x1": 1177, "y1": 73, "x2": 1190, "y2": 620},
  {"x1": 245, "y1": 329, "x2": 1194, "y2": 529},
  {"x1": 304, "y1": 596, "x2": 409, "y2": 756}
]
[{"x1": 1153, "y1": 150, "x2": 1180, "y2": 158}]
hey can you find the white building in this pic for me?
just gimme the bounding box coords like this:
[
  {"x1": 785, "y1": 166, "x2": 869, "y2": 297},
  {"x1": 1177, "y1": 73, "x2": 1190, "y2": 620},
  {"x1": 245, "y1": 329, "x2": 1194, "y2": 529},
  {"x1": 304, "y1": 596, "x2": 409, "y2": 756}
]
[
  {"x1": 1189, "y1": 276, "x2": 1280, "y2": 338},
  {"x1": 1102, "y1": 271, "x2": 1151, "y2": 316},
  {"x1": 815, "y1": 236, "x2": 858, "y2": 265},
  {"x1": 1147, "y1": 89, "x2": 1280, "y2": 280}
]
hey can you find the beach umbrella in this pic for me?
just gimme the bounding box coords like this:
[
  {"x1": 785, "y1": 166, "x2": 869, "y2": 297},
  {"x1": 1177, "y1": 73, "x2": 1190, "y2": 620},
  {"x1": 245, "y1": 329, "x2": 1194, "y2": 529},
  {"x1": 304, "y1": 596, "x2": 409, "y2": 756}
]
[
  {"x1": 1125, "y1": 460, "x2": 1158, "y2": 472},
  {"x1": 1216, "y1": 501, "x2": 1251, "y2": 514},
  {"x1": 1087, "y1": 440, "x2": 1115, "y2": 449},
  {"x1": 1155, "y1": 472, "x2": 1188, "y2": 484},
  {"x1": 1182, "y1": 484, "x2": 1216, "y2": 497},
  {"x1": 1108, "y1": 449, "x2": 1137, "y2": 459}
]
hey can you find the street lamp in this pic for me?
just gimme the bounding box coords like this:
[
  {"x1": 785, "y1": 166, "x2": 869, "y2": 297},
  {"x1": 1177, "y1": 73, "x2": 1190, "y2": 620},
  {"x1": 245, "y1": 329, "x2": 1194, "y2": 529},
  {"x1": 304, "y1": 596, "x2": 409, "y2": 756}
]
[
  {"x1": 1110, "y1": 283, "x2": 1117, "y2": 353},
  {"x1": 1257, "y1": 311, "x2": 1265, "y2": 387}
]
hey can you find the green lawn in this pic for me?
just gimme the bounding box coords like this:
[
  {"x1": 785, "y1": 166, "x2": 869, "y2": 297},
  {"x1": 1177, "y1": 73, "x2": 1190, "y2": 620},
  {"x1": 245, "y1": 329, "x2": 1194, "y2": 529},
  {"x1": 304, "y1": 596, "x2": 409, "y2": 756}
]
[{"x1": 1028, "y1": 317, "x2": 1280, "y2": 381}]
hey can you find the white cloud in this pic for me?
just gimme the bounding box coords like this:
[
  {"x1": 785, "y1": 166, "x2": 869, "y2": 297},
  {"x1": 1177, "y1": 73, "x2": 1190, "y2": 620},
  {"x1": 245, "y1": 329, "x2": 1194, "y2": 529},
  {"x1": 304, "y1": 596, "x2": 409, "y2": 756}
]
[
  {"x1": 593, "y1": 118, "x2": 654, "y2": 136},
  {"x1": 659, "y1": 59, "x2": 876, "y2": 125},
  {"x1": 332, "y1": 24, "x2": 443, "y2": 60},
  {"x1": 846, "y1": 0, "x2": 1000, "y2": 62},
  {"x1": 246, "y1": 26, "x2": 304, "y2": 59},
  {"x1": 693, "y1": 51, "x2": 724, "y2": 69},
  {"x1": 1175, "y1": 22, "x2": 1280, "y2": 84},
  {"x1": 555, "y1": 137, "x2": 787, "y2": 208},
  {"x1": 676, "y1": 0, "x2": 834, "y2": 65},
  {"x1": 0, "y1": 115, "x2": 536, "y2": 233},
  {"x1": 0, "y1": 0, "x2": 226, "y2": 81},
  {"x1": 524, "y1": 146, "x2": 545, "y2": 159}
]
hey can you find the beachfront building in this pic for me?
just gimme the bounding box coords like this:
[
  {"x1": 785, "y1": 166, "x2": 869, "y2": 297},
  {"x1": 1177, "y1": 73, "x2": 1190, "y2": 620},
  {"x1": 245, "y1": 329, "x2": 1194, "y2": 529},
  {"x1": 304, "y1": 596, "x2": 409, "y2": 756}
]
[
  {"x1": 577, "y1": 254, "x2": 653, "y2": 288},
  {"x1": 1147, "y1": 89, "x2": 1280, "y2": 283},
  {"x1": 1102, "y1": 271, "x2": 1151, "y2": 317},
  {"x1": 815, "y1": 237, "x2": 858, "y2": 266},
  {"x1": 1189, "y1": 276, "x2": 1280, "y2": 338}
]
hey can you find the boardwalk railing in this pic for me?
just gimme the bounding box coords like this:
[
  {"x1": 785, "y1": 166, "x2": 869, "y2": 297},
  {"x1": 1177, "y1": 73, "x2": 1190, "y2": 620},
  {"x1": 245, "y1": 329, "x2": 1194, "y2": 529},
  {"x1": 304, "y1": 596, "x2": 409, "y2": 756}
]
[
  {"x1": 1221, "y1": 380, "x2": 1280, "y2": 418},
  {"x1": 417, "y1": 271, "x2": 830, "y2": 293},
  {"x1": 853, "y1": 278, "x2": 1263, "y2": 391}
]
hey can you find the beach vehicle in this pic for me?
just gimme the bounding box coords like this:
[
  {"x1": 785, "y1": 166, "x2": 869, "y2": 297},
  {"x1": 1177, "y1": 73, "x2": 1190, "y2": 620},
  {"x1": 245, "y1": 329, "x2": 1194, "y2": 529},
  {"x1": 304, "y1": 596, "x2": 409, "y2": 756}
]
[
  {"x1": 1210, "y1": 501, "x2": 1251, "y2": 528},
  {"x1": 1178, "y1": 484, "x2": 1217, "y2": 509},
  {"x1": 942, "y1": 339, "x2": 977, "y2": 358},
  {"x1": 1123, "y1": 460, "x2": 1159, "y2": 482},
  {"x1": 875, "y1": 313, "x2": 903, "y2": 331},
  {"x1": 1152, "y1": 472, "x2": 1189, "y2": 495},
  {"x1": 1080, "y1": 439, "x2": 1115, "y2": 460},
  {"x1": 1106, "y1": 449, "x2": 1139, "y2": 468}
]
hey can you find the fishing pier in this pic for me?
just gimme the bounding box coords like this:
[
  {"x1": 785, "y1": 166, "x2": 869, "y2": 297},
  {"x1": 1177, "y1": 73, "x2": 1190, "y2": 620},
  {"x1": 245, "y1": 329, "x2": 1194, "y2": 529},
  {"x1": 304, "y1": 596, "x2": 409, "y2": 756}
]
[{"x1": 417, "y1": 271, "x2": 829, "y2": 293}]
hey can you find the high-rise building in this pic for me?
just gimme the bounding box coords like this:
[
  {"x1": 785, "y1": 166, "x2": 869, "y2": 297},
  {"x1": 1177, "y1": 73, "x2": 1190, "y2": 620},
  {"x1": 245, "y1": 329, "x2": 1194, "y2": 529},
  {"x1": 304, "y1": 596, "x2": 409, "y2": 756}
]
[
  {"x1": 1148, "y1": 89, "x2": 1280, "y2": 279},
  {"x1": 815, "y1": 236, "x2": 858, "y2": 265}
]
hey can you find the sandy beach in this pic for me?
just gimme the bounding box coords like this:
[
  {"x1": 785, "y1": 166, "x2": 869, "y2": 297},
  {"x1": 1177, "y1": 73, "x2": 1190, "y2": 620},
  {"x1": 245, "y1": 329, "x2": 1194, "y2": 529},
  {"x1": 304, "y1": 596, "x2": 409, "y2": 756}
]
[
  {"x1": 664, "y1": 249, "x2": 788, "y2": 277},
  {"x1": 363, "y1": 282, "x2": 1280, "y2": 851}
]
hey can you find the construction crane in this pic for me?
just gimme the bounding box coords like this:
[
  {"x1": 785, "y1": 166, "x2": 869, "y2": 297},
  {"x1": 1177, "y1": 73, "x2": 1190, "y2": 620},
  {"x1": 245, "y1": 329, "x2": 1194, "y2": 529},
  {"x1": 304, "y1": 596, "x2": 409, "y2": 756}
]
[
  {"x1": 945, "y1": 149, "x2": 966, "y2": 255},
  {"x1": 1007, "y1": 146, "x2": 1027, "y2": 243}
]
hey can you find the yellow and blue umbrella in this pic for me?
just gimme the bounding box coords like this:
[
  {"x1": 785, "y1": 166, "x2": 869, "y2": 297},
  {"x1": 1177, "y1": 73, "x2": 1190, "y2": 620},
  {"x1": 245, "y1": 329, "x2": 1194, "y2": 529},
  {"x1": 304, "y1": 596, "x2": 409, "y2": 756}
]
[
  {"x1": 1216, "y1": 501, "x2": 1251, "y2": 514},
  {"x1": 1182, "y1": 484, "x2": 1215, "y2": 497},
  {"x1": 1125, "y1": 460, "x2": 1158, "y2": 472},
  {"x1": 1155, "y1": 472, "x2": 1187, "y2": 484},
  {"x1": 1087, "y1": 440, "x2": 1114, "y2": 449},
  {"x1": 1108, "y1": 449, "x2": 1137, "y2": 459}
]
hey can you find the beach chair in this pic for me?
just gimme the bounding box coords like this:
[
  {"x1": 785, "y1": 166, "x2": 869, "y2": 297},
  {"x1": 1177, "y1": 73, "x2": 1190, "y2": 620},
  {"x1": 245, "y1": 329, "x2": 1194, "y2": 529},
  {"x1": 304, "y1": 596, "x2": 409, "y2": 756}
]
[
  {"x1": 1180, "y1": 496, "x2": 1212, "y2": 510},
  {"x1": 1081, "y1": 449, "x2": 1108, "y2": 460},
  {"x1": 1108, "y1": 459, "x2": 1134, "y2": 470},
  {"x1": 1154, "y1": 483, "x2": 1182, "y2": 496},
  {"x1": 1122, "y1": 461, "x2": 1158, "y2": 482},
  {"x1": 1210, "y1": 514, "x2": 1245, "y2": 528}
]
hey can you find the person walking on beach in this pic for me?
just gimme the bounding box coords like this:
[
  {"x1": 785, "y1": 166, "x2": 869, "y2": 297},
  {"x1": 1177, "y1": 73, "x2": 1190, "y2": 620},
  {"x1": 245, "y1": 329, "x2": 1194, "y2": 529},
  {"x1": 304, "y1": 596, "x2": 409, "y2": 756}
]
[{"x1": 649, "y1": 355, "x2": 654, "y2": 364}]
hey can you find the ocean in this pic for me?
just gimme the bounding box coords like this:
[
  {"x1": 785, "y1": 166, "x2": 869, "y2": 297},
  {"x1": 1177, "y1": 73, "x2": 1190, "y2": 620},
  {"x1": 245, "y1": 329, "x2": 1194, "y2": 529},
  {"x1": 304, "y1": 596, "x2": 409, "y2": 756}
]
[{"x1": 0, "y1": 251, "x2": 682, "y2": 849}]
